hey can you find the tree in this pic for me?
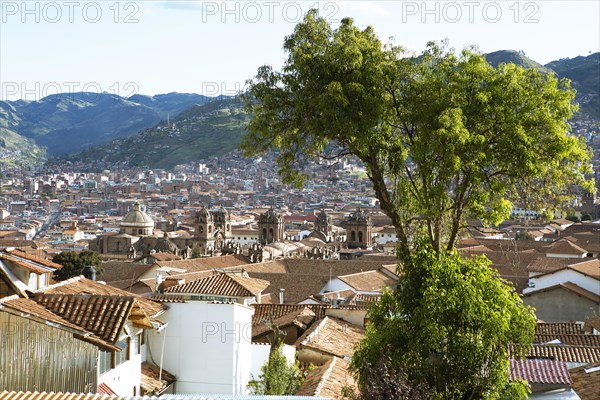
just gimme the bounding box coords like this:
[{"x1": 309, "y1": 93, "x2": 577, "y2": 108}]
[
  {"x1": 247, "y1": 343, "x2": 304, "y2": 395},
  {"x1": 352, "y1": 240, "x2": 536, "y2": 399},
  {"x1": 53, "y1": 250, "x2": 103, "y2": 281},
  {"x1": 242, "y1": 10, "x2": 593, "y2": 258}
]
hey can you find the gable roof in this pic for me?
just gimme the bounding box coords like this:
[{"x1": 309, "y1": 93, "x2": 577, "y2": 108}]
[
  {"x1": 32, "y1": 293, "x2": 136, "y2": 343},
  {"x1": 42, "y1": 276, "x2": 166, "y2": 317},
  {"x1": 523, "y1": 282, "x2": 600, "y2": 304},
  {"x1": 5, "y1": 248, "x2": 63, "y2": 269},
  {"x1": 295, "y1": 316, "x2": 365, "y2": 359},
  {"x1": 520, "y1": 344, "x2": 600, "y2": 364},
  {"x1": 570, "y1": 362, "x2": 600, "y2": 400},
  {"x1": 510, "y1": 358, "x2": 572, "y2": 385},
  {"x1": 296, "y1": 356, "x2": 356, "y2": 399},
  {"x1": 252, "y1": 304, "x2": 328, "y2": 326},
  {"x1": 336, "y1": 268, "x2": 398, "y2": 292},
  {"x1": 546, "y1": 239, "x2": 588, "y2": 256},
  {"x1": 536, "y1": 322, "x2": 584, "y2": 336},
  {"x1": 252, "y1": 306, "x2": 316, "y2": 341},
  {"x1": 164, "y1": 273, "x2": 269, "y2": 298}
]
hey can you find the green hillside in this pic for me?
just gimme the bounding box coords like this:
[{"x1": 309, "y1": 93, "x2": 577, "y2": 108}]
[
  {"x1": 67, "y1": 98, "x2": 248, "y2": 168},
  {"x1": 0, "y1": 127, "x2": 47, "y2": 166}
]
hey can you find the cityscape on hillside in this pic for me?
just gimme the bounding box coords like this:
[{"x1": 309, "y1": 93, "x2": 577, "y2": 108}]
[{"x1": 1, "y1": 1, "x2": 600, "y2": 400}]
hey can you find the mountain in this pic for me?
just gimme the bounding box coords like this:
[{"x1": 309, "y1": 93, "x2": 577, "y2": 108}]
[
  {"x1": 545, "y1": 53, "x2": 600, "y2": 119},
  {"x1": 486, "y1": 50, "x2": 599, "y2": 119},
  {"x1": 485, "y1": 50, "x2": 553, "y2": 74},
  {"x1": 63, "y1": 97, "x2": 248, "y2": 169},
  {"x1": 0, "y1": 92, "x2": 210, "y2": 157},
  {"x1": 0, "y1": 126, "x2": 47, "y2": 167}
]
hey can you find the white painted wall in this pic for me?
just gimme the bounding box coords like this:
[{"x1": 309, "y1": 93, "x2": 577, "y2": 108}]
[
  {"x1": 524, "y1": 270, "x2": 600, "y2": 295},
  {"x1": 319, "y1": 277, "x2": 352, "y2": 294},
  {"x1": 147, "y1": 301, "x2": 254, "y2": 394},
  {"x1": 98, "y1": 323, "x2": 142, "y2": 396},
  {"x1": 249, "y1": 343, "x2": 296, "y2": 382}
]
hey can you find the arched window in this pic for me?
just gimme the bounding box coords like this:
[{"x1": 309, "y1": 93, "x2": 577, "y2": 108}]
[
  {"x1": 262, "y1": 228, "x2": 267, "y2": 240},
  {"x1": 208, "y1": 225, "x2": 212, "y2": 233},
  {"x1": 358, "y1": 231, "x2": 363, "y2": 243},
  {"x1": 351, "y1": 231, "x2": 356, "y2": 242},
  {"x1": 269, "y1": 228, "x2": 274, "y2": 242},
  {"x1": 139, "y1": 229, "x2": 143, "y2": 235},
  {"x1": 199, "y1": 226, "x2": 204, "y2": 234}
]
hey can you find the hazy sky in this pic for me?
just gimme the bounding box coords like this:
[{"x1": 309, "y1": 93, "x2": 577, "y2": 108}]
[{"x1": 1, "y1": 0, "x2": 598, "y2": 101}]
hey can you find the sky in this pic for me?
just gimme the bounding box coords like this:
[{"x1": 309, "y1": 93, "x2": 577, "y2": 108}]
[{"x1": 0, "y1": 0, "x2": 599, "y2": 101}]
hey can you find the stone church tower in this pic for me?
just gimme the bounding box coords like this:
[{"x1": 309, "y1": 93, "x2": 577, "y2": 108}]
[
  {"x1": 194, "y1": 206, "x2": 233, "y2": 254},
  {"x1": 346, "y1": 207, "x2": 372, "y2": 248},
  {"x1": 258, "y1": 207, "x2": 284, "y2": 245}
]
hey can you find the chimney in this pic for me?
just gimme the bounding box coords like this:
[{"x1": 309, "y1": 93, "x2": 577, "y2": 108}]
[
  {"x1": 279, "y1": 288, "x2": 285, "y2": 304},
  {"x1": 82, "y1": 265, "x2": 96, "y2": 281}
]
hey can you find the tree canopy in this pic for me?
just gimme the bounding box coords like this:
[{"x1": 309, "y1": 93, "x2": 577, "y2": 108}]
[
  {"x1": 351, "y1": 240, "x2": 536, "y2": 399},
  {"x1": 52, "y1": 250, "x2": 103, "y2": 281},
  {"x1": 242, "y1": 10, "x2": 593, "y2": 256}
]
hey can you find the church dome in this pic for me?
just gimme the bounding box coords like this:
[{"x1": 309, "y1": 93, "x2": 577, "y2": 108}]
[
  {"x1": 120, "y1": 202, "x2": 154, "y2": 235},
  {"x1": 154, "y1": 232, "x2": 178, "y2": 253}
]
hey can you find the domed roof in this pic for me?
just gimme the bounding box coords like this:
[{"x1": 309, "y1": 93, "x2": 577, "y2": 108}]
[
  {"x1": 348, "y1": 207, "x2": 370, "y2": 223},
  {"x1": 154, "y1": 232, "x2": 178, "y2": 253},
  {"x1": 259, "y1": 207, "x2": 282, "y2": 223},
  {"x1": 121, "y1": 202, "x2": 154, "y2": 228}
]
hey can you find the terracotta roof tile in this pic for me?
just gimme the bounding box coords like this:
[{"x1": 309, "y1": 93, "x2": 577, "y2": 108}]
[
  {"x1": 510, "y1": 358, "x2": 572, "y2": 385},
  {"x1": 41, "y1": 276, "x2": 166, "y2": 318},
  {"x1": 337, "y1": 269, "x2": 398, "y2": 292},
  {"x1": 253, "y1": 307, "x2": 316, "y2": 340},
  {"x1": 546, "y1": 239, "x2": 588, "y2": 256},
  {"x1": 252, "y1": 304, "x2": 328, "y2": 326},
  {"x1": 536, "y1": 322, "x2": 584, "y2": 335},
  {"x1": 140, "y1": 362, "x2": 176, "y2": 395},
  {"x1": 523, "y1": 282, "x2": 600, "y2": 304},
  {"x1": 534, "y1": 334, "x2": 600, "y2": 347},
  {"x1": 0, "y1": 254, "x2": 54, "y2": 275},
  {"x1": 6, "y1": 248, "x2": 63, "y2": 269},
  {"x1": 569, "y1": 259, "x2": 600, "y2": 280},
  {"x1": 164, "y1": 273, "x2": 269, "y2": 297},
  {"x1": 521, "y1": 344, "x2": 600, "y2": 364},
  {"x1": 32, "y1": 293, "x2": 134, "y2": 344},
  {"x1": 297, "y1": 356, "x2": 356, "y2": 399},
  {"x1": 296, "y1": 317, "x2": 365, "y2": 359},
  {"x1": 570, "y1": 362, "x2": 600, "y2": 400}
]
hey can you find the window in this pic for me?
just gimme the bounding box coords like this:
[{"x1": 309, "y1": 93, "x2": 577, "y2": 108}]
[
  {"x1": 99, "y1": 350, "x2": 111, "y2": 375},
  {"x1": 114, "y1": 339, "x2": 130, "y2": 367}
]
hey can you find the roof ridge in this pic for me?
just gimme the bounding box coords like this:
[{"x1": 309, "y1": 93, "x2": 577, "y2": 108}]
[{"x1": 314, "y1": 356, "x2": 337, "y2": 396}]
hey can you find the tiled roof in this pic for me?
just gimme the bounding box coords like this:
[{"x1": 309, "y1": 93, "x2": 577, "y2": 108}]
[
  {"x1": 97, "y1": 383, "x2": 117, "y2": 396},
  {"x1": 41, "y1": 276, "x2": 166, "y2": 317},
  {"x1": 523, "y1": 282, "x2": 600, "y2": 304},
  {"x1": 153, "y1": 254, "x2": 250, "y2": 272},
  {"x1": 296, "y1": 356, "x2": 356, "y2": 399},
  {"x1": 337, "y1": 269, "x2": 398, "y2": 292},
  {"x1": 296, "y1": 316, "x2": 365, "y2": 359},
  {"x1": 570, "y1": 362, "x2": 600, "y2": 400},
  {"x1": 0, "y1": 253, "x2": 54, "y2": 275},
  {"x1": 569, "y1": 259, "x2": 600, "y2": 280},
  {"x1": 253, "y1": 306, "x2": 316, "y2": 340},
  {"x1": 536, "y1": 322, "x2": 584, "y2": 335},
  {"x1": 6, "y1": 248, "x2": 63, "y2": 269},
  {"x1": 510, "y1": 358, "x2": 572, "y2": 385},
  {"x1": 252, "y1": 304, "x2": 328, "y2": 326},
  {"x1": 140, "y1": 362, "x2": 176, "y2": 395},
  {"x1": 0, "y1": 392, "x2": 123, "y2": 400},
  {"x1": 164, "y1": 273, "x2": 269, "y2": 297},
  {"x1": 534, "y1": 334, "x2": 600, "y2": 347},
  {"x1": 32, "y1": 293, "x2": 135, "y2": 343},
  {"x1": 521, "y1": 344, "x2": 600, "y2": 364},
  {"x1": 546, "y1": 239, "x2": 588, "y2": 256}
]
